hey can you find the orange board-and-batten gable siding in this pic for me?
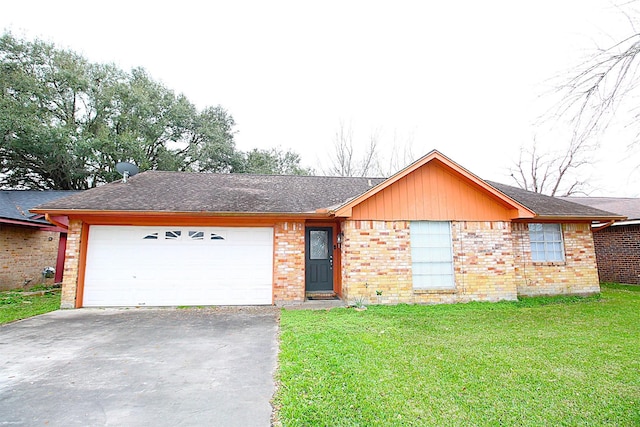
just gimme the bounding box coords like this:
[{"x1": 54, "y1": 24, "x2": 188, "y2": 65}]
[{"x1": 335, "y1": 152, "x2": 535, "y2": 221}]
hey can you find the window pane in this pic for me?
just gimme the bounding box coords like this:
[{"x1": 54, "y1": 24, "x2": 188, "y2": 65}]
[
  {"x1": 529, "y1": 223, "x2": 542, "y2": 232},
  {"x1": 410, "y1": 221, "x2": 455, "y2": 290},
  {"x1": 528, "y1": 223, "x2": 564, "y2": 262},
  {"x1": 310, "y1": 230, "x2": 328, "y2": 260},
  {"x1": 189, "y1": 231, "x2": 204, "y2": 240},
  {"x1": 165, "y1": 230, "x2": 181, "y2": 240}
]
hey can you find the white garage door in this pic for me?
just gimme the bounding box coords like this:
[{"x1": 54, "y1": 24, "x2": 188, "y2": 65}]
[{"x1": 83, "y1": 226, "x2": 274, "y2": 307}]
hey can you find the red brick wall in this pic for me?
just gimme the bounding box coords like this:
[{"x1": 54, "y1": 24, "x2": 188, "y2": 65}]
[
  {"x1": 60, "y1": 219, "x2": 83, "y2": 309},
  {"x1": 592, "y1": 224, "x2": 640, "y2": 284},
  {"x1": 0, "y1": 225, "x2": 59, "y2": 291},
  {"x1": 272, "y1": 221, "x2": 306, "y2": 303}
]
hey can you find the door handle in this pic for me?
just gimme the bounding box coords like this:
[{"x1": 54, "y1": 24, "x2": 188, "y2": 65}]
[{"x1": 330, "y1": 255, "x2": 333, "y2": 268}]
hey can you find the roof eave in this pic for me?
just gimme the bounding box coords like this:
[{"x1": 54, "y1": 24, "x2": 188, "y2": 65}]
[
  {"x1": 0, "y1": 217, "x2": 49, "y2": 228},
  {"x1": 30, "y1": 209, "x2": 333, "y2": 219},
  {"x1": 609, "y1": 219, "x2": 640, "y2": 226},
  {"x1": 514, "y1": 214, "x2": 627, "y2": 222}
]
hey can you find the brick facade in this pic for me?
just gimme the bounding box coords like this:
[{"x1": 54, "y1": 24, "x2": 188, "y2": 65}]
[
  {"x1": 341, "y1": 220, "x2": 519, "y2": 304},
  {"x1": 592, "y1": 224, "x2": 640, "y2": 284},
  {"x1": 272, "y1": 221, "x2": 306, "y2": 303},
  {"x1": 512, "y1": 222, "x2": 600, "y2": 296},
  {"x1": 341, "y1": 220, "x2": 413, "y2": 304},
  {"x1": 0, "y1": 225, "x2": 60, "y2": 291},
  {"x1": 341, "y1": 220, "x2": 599, "y2": 305},
  {"x1": 60, "y1": 219, "x2": 84, "y2": 309},
  {"x1": 450, "y1": 221, "x2": 518, "y2": 303},
  {"x1": 58, "y1": 219, "x2": 601, "y2": 308}
]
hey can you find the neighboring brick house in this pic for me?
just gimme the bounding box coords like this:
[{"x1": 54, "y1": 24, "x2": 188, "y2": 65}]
[
  {"x1": 562, "y1": 197, "x2": 640, "y2": 285},
  {"x1": 33, "y1": 151, "x2": 622, "y2": 308},
  {"x1": 0, "y1": 191, "x2": 79, "y2": 290}
]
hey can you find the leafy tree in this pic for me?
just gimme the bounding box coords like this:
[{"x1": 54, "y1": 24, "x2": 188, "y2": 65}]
[
  {"x1": 236, "y1": 147, "x2": 313, "y2": 175},
  {"x1": 0, "y1": 32, "x2": 238, "y2": 189}
]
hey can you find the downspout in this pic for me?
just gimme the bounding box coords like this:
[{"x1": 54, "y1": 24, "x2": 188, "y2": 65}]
[
  {"x1": 54, "y1": 234, "x2": 67, "y2": 283},
  {"x1": 591, "y1": 221, "x2": 615, "y2": 232},
  {"x1": 45, "y1": 214, "x2": 69, "y2": 284}
]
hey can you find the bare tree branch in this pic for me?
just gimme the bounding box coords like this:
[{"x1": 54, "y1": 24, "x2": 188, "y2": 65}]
[
  {"x1": 323, "y1": 123, "x2": 417, "y2": 177},
  {"x1": 324, "y1": 121, "x2": 356, "y2": 176},
  {"x1": 555, "y1": 11, "x2": 640, "y2": 146},
  {"x1": 510, "y1": 138, "x2": 594, "y2": 197}
]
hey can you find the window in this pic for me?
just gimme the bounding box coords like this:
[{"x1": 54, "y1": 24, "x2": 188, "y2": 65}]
[
  {"x1": 189, "y1": 231, "x2": 204, "y2": 240},
  {"x1": 309, "y1": 230, "x2": 329, "y2": 260},
  {"x1": 410, "y1": 221, "x2": 455, "y2": 290},
  {"x1": 143, "y1": 232, "x2": 158, "y2": 240},
  {"x1": 529, "y1": 223, "x2": 564, "y2": 262},
  {"x1": 165, "y1": 230, "x2": 182, "y2": 240}
]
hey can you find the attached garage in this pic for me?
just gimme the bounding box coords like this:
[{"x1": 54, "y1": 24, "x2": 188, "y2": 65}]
[{"x1": 83, "y1": 225, "x2": 274, "y2": 307}]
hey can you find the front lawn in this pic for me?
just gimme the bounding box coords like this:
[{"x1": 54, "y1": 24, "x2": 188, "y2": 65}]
[
  {"x1": 274, "y1": 284, "x2": 640, "y2": 426},
  {"x1": 0, "y1": 288, "x2": 61, "y2": 324}
]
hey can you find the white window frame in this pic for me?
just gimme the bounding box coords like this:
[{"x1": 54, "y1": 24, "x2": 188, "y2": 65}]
[
  {"x1": 528, "y1": 223, "x2": 565, "y2": 262},
  {"x1": 410, "y1": 221, "x2": 455, "y2": 290}
]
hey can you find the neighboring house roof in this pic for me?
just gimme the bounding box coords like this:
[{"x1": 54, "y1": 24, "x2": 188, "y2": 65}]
[
  {"x1": 0, "y1": 190, "x2": 81, "y2": 227},
  {"x1": 487, "y1": 182, "x2": 624, "y2": 221},
  {"x1": 32, "y1": 151, "x2": 623, "y2": 222},
  {"x1": 561, "y1": 196, "x2": 639, "y2": 226},
  {"x1": 34, "y1": 172, "x2": 386, "y2": 214},
  {"x1": 560, "y1": 197, "x2": 640, "y2": 220}
]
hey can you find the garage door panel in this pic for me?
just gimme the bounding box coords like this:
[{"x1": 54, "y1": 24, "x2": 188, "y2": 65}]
[{"x1": 83, "y1": 226, "x2": 274, "y2": 307}]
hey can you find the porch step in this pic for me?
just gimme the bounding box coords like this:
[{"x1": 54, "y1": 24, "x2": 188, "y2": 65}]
[{"x1": 306, "y1": 291, "x2": 338, "y2": 301}]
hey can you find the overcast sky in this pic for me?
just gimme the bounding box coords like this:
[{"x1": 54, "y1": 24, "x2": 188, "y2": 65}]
[{"x1": 2, "y1": 0, "x2": 638, "y2": 196}]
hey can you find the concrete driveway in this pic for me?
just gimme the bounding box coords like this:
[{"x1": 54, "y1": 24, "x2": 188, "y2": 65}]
[{"x1": 0, "y1": 308, "x2": 279, "y2": 427}]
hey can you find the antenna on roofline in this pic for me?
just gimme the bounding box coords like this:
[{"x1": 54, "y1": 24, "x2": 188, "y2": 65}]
[{"x1": 115, "y1": 162, "x2": 139, "y2": 183}]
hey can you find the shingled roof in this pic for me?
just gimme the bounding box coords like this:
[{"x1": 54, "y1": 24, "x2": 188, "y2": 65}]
[
  {"x1": 33, "y1": 170, "x2": 623, "y2": 221},
  {"x1": 560, "y1": 197, "x2": 640, "y2": 220},
  {"x1": 487, "y1": 181, "x2": 624, "y2": 220},
  {"x1": 0, "y1": 190, "x2": 80, "y2": 226},
  {"x1": 34, "y1": 172, "x2": 386, "y2": 214}
]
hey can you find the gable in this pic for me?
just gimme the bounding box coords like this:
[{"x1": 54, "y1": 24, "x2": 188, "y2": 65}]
[{"x1": 344, "y1": 159, "x2": 525, "y2": 221}]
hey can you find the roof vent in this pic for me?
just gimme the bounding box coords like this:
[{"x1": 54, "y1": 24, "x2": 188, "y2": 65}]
[{"x1": 115, "y1": 162, "x2": 139, "y2": 183}]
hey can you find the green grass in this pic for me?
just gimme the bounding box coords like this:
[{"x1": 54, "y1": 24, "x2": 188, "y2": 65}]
[
  {"x1": 274, "y1": 284, "x2": 640, "y2": 426},
  {"x1": 0, "y1": 289, "x2": 61, "y2": 324}
]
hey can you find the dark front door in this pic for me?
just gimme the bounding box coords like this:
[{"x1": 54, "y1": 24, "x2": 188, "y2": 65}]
[{"x1": 305, "y1": 227, "x2": 334, "y2": 292}]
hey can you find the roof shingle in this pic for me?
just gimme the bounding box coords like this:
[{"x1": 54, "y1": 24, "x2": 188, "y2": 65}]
[
  {"x1": 33, "y1": 171, "x2": 623, "y2": 220},
  {"x1": 487, "y1": 181, "x2": 622, "y2": 219},
  {"x1": 560, "y1": 197, "x2": 640, "y2": 220},
  {"x1": 35, "y1": 172, "x2": 385, "y2": 213},
  {"x1": 1, "y1": 190, "x2": 80, "y2": 224}
]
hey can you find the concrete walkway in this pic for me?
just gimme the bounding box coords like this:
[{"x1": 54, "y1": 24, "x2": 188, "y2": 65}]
[{"x1": 0, "y1": 307, "x2": 278, "y2": 427}]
